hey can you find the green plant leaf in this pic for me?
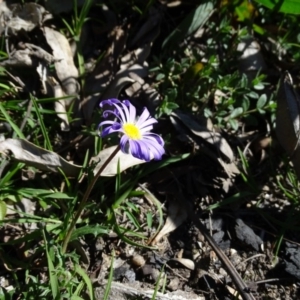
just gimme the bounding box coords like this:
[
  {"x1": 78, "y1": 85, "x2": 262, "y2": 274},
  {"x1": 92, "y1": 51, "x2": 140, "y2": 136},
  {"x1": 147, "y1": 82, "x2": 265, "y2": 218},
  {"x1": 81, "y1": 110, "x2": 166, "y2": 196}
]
[
  {"x1": 0, "y1": 103, "x2": 25, "y2": 138},
  {"x1": 0, "y1": 201, "x2": 7, "y2": 220},
  {"x1": 256, "y1": 94, "x2": 267, "y2": 109},
  {"x1": 42, "y1": 230, "x2": 59, "y2": 299},
  {"x1": 71, "y1": 225, "x2": 109, "y2": 241},
  {"x1": 230, "y1": 107, "x2": 243, "y2": 119},
  {"x1": 163, "y1": 2, "x2": 214, "y2": 48},
  {"x1": 254, "y1": 0, "x2": 300, "y2": 14},
  {"x1": 103, "y1": 250, "x2": 114, "y2": 300},
  {"x1": 74, "y1": 264, "x2": 95, "y2": 300}
]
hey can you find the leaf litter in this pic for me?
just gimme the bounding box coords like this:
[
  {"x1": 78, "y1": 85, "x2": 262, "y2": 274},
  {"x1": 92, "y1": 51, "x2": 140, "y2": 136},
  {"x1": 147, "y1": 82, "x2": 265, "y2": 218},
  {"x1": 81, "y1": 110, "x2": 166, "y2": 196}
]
[{"x1": 0, "y1": 1, "x2": 300, "y2": 300}]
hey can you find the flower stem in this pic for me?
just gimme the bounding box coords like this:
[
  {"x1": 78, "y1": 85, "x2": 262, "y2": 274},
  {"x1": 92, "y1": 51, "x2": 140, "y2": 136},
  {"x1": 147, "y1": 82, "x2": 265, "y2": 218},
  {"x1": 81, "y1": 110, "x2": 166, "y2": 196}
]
[{"x1": 62, "y1": 145, "x2": 121, "y2": 254}]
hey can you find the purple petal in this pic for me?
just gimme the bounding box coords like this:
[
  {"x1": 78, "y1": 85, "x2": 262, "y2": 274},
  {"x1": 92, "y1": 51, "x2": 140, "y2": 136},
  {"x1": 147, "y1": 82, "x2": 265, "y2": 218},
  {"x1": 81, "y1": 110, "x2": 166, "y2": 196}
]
[
  {"x1": 101, "y1": 126, "x2": 121, "y2": 137},
  {"x1": 135, "y1": 108, "x2": 151, "y2": 127},
  {"x1": 120, "y1": 135, "x2": 130, "y2": 153},
  {"x1": 138, "y1": 118, "x2": 157, "y2": 130},
  {"x1": 118, "y1": 101, "x2": 131, "y2": 124},
  {"x1": 100, "y1": 98, "x2": 121, "y2": 108},
  {"x1": 122, "y1": 100, "x2": 131, "y2": 107},
  {"x1": 139, "y1": 125, "x2": 154, "y2": 134},
  {"x1": 129, "y1": 140, "x2": 150, "y2": 161},
  {"x1": 145, "y1": 139, "x2": 165, "y2": 159},
  {"x1": 101, "y1": 109, "x2": 123, "y2": 123},
  {"x1": 112, "y1": 102, "x2": 128, "y2": 124},
  {"x1": 143, "y1": 133, "x2": 165, "y2": 146},
  {"x1": 99, "y1": 121, "x2": 122, "y2": 137},
  {"x1": 127, "y1": 102, "x2": 137, "y2": 123}
]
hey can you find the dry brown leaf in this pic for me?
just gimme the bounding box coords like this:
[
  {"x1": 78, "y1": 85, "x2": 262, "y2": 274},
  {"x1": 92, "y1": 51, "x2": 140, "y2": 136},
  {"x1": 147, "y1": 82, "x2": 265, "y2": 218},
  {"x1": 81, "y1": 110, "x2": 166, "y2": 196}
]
[
  {"x1": 151, "y1": 198, "x2": 187, "y2": 245},
  {"x1": 125, "y1": 72, "x2": 161, "y2": 107},
  {"x1": 0, "y1": 3, "x2": 51, "y2": 35},
  {"x1": 47, "y1": 76, "x2": 70, "y2": 131},
  {"x1": 91, "y1": 146, "x2": 146, "y2": 177},
  {"x1": 169, "y1": 258, "x2": 195, "y2": 270},
  {"x1": 0, "y1": 138, "x2": 81, "y2": 176},
  {"x1": 101, "y1": 64, "x2": 148, "y2": 100},
  {"x1": 0, "y1": 43, "x2": 55, "y2": 68},
  {"x1": 226, "y1": 285, "x2": 243, "y2": 300},
  {"x1": 121, "y1": 45, "x2": 152, "y2": 70},
  {"x1": 276, "y1": 71, "x2": 300, "y2": 178},
  {"x1": 44, "y1": 26, "x2": 79, "y2": 100},
  {"x1": 171, "y1": 111, "x2": 234, "y2": 162}
]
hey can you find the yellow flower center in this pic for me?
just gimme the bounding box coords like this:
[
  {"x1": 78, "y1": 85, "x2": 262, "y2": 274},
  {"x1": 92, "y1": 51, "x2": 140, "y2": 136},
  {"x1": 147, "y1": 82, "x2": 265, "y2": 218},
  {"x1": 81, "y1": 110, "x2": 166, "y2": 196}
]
[{"x1": 123, "y1": 123, "x2": 141, "y2": 140}]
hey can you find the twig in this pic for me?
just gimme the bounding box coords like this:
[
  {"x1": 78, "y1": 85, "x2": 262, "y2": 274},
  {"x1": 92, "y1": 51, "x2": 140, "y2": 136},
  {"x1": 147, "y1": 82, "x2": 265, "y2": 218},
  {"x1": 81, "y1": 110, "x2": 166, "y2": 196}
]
[{"x1": 188, "y1": 208, "x2": 256, "y2": 300}]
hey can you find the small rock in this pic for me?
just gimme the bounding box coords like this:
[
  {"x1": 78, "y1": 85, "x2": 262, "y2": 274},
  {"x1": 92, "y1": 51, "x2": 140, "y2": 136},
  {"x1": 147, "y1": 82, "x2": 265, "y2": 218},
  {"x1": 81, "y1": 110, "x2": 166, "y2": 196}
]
[
  {"x1": 131, "y1": 254, "x2": 146, "y2": 268},
  {"x1": 167, "y1": 277, "x2": 180, "y2": 291}
]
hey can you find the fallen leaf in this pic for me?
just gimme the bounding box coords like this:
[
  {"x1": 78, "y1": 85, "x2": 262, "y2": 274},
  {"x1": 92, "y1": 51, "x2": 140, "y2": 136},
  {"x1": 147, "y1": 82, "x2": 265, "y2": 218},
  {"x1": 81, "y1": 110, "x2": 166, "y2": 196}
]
[
  {"x1": 43, "y1": 26, "x2": 79, "y2": 100},
  {"x1": 121, "y1": 45, "x2": 152, "y2": 70},
  {"x1": 151, "y1": 198, "x2": 187, "y2": 245},
  {"x1": 276, "y1": 71, "x2": 300, "y2": 178},
  {"x1": 91, "y1": 146, "x2": 146, "y2": 177},
  {"x1": 1, "y1": 3, "x2": 51, "y2": 35},
  {"x1": 101, "y1": 64, "x2": 148, "y2": 100},
  {"x1": 47, "y1": 76, "x2": 70, "y2": 131},
  {"x1": 226, "y1": 285, "x2": 243, "y2": 300},
  {"x1": 169, "y1": 258, "x2": 195, "y2": 270},
  {"x1": 0, "y1": 43, "x2": 55, "y2": 68},
  {"x1": 171, "y1": 111, "x2": 234, "y2": 162},
  {"x1": 0, "y1": 138, "x2": 81, "y2": 176}
]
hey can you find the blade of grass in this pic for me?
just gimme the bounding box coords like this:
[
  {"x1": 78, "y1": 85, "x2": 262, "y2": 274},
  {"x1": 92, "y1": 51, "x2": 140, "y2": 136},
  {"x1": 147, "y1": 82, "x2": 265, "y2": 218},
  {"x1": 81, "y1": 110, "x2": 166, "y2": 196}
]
[
  {"x1": 0, "y1": 103, "x2": 25, "y2": 138},
  {"x1": 151, "y1": 265, "x2": 165, "y2": 300},
  {"x1": 31, "y1": 94, "x2": 53, "y2": 151},
  {"x1": 42, "y1": 229, "x2": 59, "y2": 299},
  {"x1": 74, "y1": 264, "x2": 95, "y2": 300},
  {"x1": 103, "y1": 250, "x2": 114, "y2": 300}
]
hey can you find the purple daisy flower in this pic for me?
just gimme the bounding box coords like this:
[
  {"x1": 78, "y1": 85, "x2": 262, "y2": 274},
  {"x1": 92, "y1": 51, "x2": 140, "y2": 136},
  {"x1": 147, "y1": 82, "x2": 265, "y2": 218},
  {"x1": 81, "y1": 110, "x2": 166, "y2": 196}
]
[{"x1": 98, "y1": 99, "x2": 165, "y2": 162}]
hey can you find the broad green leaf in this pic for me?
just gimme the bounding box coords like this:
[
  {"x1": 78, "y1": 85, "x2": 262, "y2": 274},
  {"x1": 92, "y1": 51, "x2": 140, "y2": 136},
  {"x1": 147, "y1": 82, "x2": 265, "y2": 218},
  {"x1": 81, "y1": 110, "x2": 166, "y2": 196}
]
[
  {"x1": 256, "y1": 94, "x2": 267, "y2": 109},
  {"x1": 0, "y1": 201, "x2": 7, "y2": 220},
  {"x1": 254, "y1": 0, "x2": 300, "y2": 14},
  {"x1": 163, "y1": 2, "x2": 214, "y2": 48},
  {"x1": 230, "y1": 107, "x2": 243, "y2": 119}
]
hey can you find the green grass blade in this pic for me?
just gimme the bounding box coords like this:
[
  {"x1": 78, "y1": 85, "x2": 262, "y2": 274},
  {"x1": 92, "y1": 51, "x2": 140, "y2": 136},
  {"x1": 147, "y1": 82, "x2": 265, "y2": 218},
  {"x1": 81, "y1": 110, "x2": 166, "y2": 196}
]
[
  {"x1": 31, "y1": 95, "x2": 53, "y2": 151},
  {"x1": 151, "y1": 265, "x2": 165, "y2": 300},
  {"x1": 74, "y1": 264, "x2": 95, "y2": 300},
  {"x1": 103, "y1": 250, "x2": 114, "y2": 300},
  {"x1": 42, "y1": 229, "x2": 59, "y2": 299},
  {"x1": 0, "y1": 103, "x2": 25, "y2": 138}
]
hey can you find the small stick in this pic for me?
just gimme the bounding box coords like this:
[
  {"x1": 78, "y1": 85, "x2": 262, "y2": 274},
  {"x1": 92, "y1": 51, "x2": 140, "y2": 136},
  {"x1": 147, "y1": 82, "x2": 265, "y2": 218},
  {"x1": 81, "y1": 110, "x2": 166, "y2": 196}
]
[{"x1": 188, "y1": 208, "x2": 256, "y2": 300}]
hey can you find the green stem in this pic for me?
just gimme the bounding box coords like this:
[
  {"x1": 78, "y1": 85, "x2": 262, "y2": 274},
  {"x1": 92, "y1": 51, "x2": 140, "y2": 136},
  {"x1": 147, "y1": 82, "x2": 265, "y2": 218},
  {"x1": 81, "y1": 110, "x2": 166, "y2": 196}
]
[{"x1": 62, "y1": 145, "x2": 121, "y2": 254}]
